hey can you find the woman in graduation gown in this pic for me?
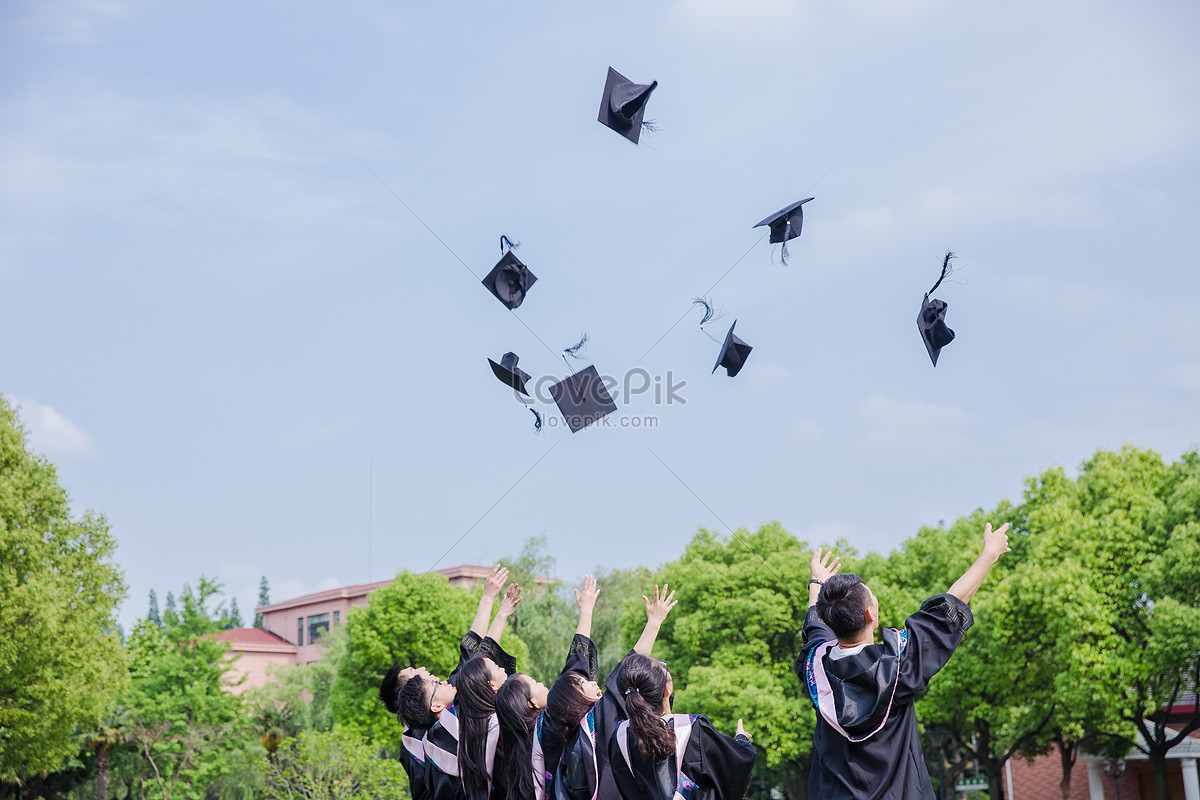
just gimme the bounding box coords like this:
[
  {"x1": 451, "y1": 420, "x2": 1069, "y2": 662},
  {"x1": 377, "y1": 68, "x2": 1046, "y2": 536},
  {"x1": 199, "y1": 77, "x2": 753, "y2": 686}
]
[
  {"x1": 542, "y1": 584, "x2": 680, "y2": 800},
  {"x1": 495, "y1": 576, "x2": 598, "y2": 800},
  {"x1": 608, "y1": 655, "x2": 756, "y2": 800}
]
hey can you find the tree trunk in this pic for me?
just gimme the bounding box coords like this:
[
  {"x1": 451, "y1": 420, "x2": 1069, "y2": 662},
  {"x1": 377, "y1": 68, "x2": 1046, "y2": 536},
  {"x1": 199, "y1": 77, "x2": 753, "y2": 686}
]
[
  {"x1": 1056, "y1": 737, "x2": 1077, "y2": 800},
  {"x1": 1152, "y1": 749, "x2": 1171, "y2": 800},
  {"x1": 985, "y1": 760, "x2": 1006, "y2": 800},
  {"x1": 95, "y1": 747, "x2": 110, "y2": 800},
  {"x1": 783, "y1": 762, "x2": 809, "y2": 800}
]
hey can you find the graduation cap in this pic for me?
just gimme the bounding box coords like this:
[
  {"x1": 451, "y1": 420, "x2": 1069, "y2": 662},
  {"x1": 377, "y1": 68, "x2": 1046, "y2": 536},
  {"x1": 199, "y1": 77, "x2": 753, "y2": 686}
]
[
  {"x1": 488, "y1": 352, "x2": 531, "y2": 396},
  {"x1": 547, "y1": 334, "x2": 617, "y2": 433},
  {"x1": 753, "y1": 198, "x2": 814, "y2": 265},
  {"x1": 597, "y1": 67, "x2": 658, "y2": 144},
  {"x1": 481, "y1": 236, "x2": 537, "y2": 310},
  {"x1": 917, "y1": 251, "x2": 958, "y2": 367},
  {"x1": 712, "y1": 320, "x2": 753, "y2": 378}
]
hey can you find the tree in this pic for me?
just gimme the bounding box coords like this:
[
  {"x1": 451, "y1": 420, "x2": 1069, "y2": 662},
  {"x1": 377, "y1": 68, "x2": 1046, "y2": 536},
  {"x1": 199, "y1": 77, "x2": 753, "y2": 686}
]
[
  {"x1": 500, "y1": 537, "x2": 574, "y2": 682},
  {"x1": 148, "y1": 589, "x2": 162, "y2": 628},
  {"x1": 121, "y1": 577, "x2": 255, "y2": 799},
  {"x1": 164, "y1": 592, "x2": 178, "y2": 627},
  {"x1": 0, "y1": 396, "x2": 128, "y2": 784},
  {"x1": 256, "y1": 576, "x2": 270, "y2": 629},
  {"x1": 228, "y1": 597, "x2": 244, "y2": 629},
  {"x1": 262, "y1": 730, "x2": 407, "y2": 800},
  {"x1": 330, "y1": 571, "x2": 526, "y2": 748}
]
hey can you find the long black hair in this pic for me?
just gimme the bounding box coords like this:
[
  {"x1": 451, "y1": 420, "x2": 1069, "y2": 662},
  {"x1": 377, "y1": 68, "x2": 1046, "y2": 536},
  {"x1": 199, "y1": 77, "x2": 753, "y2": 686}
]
[
  {"x1": 544, "y1": 670, "x2": 596, "y2": 746},
  {"x1": 616, "y1": 654, "x2": 675, "y2": 762},
  {"x1": 495, "y1": 675, "x2": 539, "y2": 800},
  {"x1": 456, "y1": 656, "x2": 499, "y2": 793}
]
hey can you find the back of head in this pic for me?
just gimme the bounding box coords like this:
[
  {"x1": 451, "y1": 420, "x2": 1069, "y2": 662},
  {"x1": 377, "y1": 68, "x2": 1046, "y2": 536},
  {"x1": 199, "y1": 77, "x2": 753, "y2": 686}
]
[
  {"x1": 399, "y1": 676, "x2": 437, "y2": 731},
  {"x1": 615, "y1": 654, "x2": 675, "y2": 763},
  {"x1": 495, "y1": 676, "x2": 539, "y2": 800},
  {"x1": 545, "y1": 670, "x2": 596, "y2": 744},
  {"x1": 457, "y1": 656, "x2": 499, "y2": 791},
  {"x1": 815, "y1": 573, "x2": 870, "y2": 638},
  {"x1": 379, "y1": 664, "x2": 409, "y2": 717}
]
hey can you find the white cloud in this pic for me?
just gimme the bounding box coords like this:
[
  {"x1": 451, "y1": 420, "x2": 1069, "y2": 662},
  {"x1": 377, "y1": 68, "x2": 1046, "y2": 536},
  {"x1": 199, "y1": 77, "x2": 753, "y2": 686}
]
[
  {"x1": 10, "y1": 0, "x2": 131, "y2": 45},
  {"x1": 793, "y1": 417, "x2": 821, "y2": 444},
  {"x1": 3, "y1": 395, "x2": 95, "y2": 458},
  {"x1": 854, "y1": 392, "x2": 973, "y2": 453},
  {"x1": 666, "y1": 0, "x2": 808, "y2": 39}
]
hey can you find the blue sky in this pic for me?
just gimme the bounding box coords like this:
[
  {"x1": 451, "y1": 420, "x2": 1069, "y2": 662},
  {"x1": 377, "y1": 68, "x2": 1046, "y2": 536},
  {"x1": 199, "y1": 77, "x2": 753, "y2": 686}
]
[{"x1": 2, "y1": 0, "x2": 1198, "y2": 632}]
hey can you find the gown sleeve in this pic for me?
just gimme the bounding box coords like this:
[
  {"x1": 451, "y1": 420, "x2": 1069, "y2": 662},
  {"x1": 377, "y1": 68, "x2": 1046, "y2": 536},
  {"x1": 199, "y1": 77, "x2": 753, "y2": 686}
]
[
  {"x1": 680, "y1": 715, "x2": 757, "y2": 800},
  {"x1": 894, "y1": 593, "x2": 974, "y2": 703},
  {"x1": 479, "y1": 636, "x2": 519, "y2": 678},
  {"x1": 560, "y1": 634, "x2": 599, "y2": 680}
]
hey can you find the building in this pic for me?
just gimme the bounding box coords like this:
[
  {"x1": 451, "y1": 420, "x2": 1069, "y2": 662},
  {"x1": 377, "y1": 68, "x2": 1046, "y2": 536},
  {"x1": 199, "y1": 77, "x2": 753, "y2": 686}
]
[{"x1": 217, "y1": 565, "x2": 553, "y2": 694}]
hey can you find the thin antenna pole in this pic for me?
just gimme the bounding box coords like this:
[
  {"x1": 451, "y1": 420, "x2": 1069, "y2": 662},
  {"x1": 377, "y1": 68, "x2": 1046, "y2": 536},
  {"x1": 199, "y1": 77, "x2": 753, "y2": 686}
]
[{"x1": 368, "y1": 459, "x2": 373, "y2": 582}]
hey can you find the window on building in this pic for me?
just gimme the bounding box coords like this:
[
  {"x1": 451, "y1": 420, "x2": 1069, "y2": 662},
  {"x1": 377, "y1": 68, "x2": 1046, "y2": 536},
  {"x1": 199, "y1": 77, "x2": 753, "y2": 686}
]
[
  {"x1": 333, "y1": 610, "x2": 340, "y2": 626},
  {"x1": 297, "y1": 617, "x2": 305, "y2": 646},
  {"x1": 308, "y1": 613, "x2": 330, "y2": 643}
]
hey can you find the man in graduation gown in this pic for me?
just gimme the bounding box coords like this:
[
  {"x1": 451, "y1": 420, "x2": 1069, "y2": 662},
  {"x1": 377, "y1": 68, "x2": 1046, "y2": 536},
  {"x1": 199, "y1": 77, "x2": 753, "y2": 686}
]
[{"x1": 798, "y1": 523, "x2": 1012, "y2": 800}]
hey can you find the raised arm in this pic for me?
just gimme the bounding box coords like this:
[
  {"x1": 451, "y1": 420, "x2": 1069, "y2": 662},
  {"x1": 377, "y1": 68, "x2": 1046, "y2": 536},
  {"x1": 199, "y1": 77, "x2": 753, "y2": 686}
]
[
  {"x1": 808, "y1": 547, "x2": 841, "y2": 608},
  {"x1": 633, "y1": 584, "x2": 678, "y2": 656},
  {"x1": 486, "y1": 582, "x2": 522, "y2": 643},
  {"x1": 575, "y1": 575, "x2": 600, "y2": 638},
  {"x1": 947, "y1": 522, "x2": 1011, "y2": 604},
  {"x1": 471, "y1": 565, "x2": 509, "y2": 637}
]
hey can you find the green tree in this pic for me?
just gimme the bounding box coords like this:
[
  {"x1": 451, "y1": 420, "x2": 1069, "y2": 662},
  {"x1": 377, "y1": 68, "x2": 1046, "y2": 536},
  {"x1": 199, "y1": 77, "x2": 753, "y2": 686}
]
[
  {"x1": 256, "y1": 576, "x2": 270, "y2": 629},
  {"x1": 148, "y1": 589, "x2": 162, "y2": 628},
  {"x1": 228, "y1": 597, "x2": 244, "y2": 629},
  {"x1": 262, "y1": 729, "x2": 407, "y2": 800},
  {"x1": 0, "y1": 397, "x2": 128, "y2": 784},
  {"x1": 121, "y1": 577, "x2": 255, "y2": 799},
  {"x1": 500, "y1": 537, "x2": 574, "y2": 682},
  {"x1": 331, "y1": 571, "x2": 529, "y2": 747}
]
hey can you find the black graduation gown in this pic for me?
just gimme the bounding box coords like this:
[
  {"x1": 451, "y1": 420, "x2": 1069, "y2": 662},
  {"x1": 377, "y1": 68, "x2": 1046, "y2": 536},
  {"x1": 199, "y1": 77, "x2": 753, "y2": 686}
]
[
  {"x1": 425, "y1": 632, "x2": 519, "y2": 800},
  {"x1": 797, "y1": 593, "x2": 973, "y2": 800},
  {"x1": 555, "y1": 647, "x2": 638, "y2": 800},
  {"x1": 534, "y1": 634, "x2": 602, "y2": 800},
  {"x1": 608, "y1": 714, "x2": 756, "y2": 800},
  {"x1": 401, "y1": 725, "x2": 430, "y2": 800}
]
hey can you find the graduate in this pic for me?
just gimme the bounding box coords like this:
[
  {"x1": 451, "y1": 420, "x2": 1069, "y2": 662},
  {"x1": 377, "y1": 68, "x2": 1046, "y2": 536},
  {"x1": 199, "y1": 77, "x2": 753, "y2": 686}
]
[
  {"x1": 540, "y1": 584, "x2": 680, "y2": 800},
  {"x1": 608, "y1": 655, "x2": 756, "y2": 800},
  {"x1": 798, "y1": 524, "x2": 1012, "y2": 800},
  {"x1": 399, "y1": 581, "x2": 523, "y2": 800},
  {"x1": 380, "y1": 566, "x2": 520, "y2": 800},
  {"x1": 495, "y1": 575, "x2": 598, "y2": 800}
]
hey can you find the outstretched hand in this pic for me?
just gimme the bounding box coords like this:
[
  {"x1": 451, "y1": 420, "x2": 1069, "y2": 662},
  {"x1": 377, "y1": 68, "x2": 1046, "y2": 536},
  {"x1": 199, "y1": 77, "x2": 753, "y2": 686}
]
[
  {"x1": 484, "y1": 565, "x2": 509, "y2": 601},
  {"x1": 983, "y1": 522, "x2": 1012, "y2": 560},
  {"x1": 643, "y1": 584, "x2": 679, "y2": 626},
  {"x1": 574, "y1": 575, "x2": 600, "y2": 613},
  {"x1": 810, "y1": 547, "x2": 841, "y2": 583},
  {"x1": 497, "y1": 583, "x2": 522, "y2": 617},
  {"x1": 736, "y1": 719, "x2": 749, "y2": 740}
]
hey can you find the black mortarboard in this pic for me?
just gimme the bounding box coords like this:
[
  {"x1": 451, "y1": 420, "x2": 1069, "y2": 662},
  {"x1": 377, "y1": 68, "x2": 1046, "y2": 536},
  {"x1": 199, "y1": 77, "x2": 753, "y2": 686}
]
[
  {"x1": 481, "y1": 251, "x2": 537, "y2": 310},
  {"x1": 917, "y1": 251, "x2": 958, "y2": 367},
  {"x1": 712, "y1": 320, "x2": 752, "y2": 377},
  {"x1": 549, "y1": 365, "x2": 618, "y2": 433},
  {"x1": 754, "y1": 198, "x2": 814, "y2": 265},
  {"x1": 754, "y1": 198, "x2": 814, "y2": 244},
  {"x1": 597, "y1": 67, "x2": 658, "y2": 144},
  {"x1": 488, "y1": 352, "x2": 531, "y2": 396}
]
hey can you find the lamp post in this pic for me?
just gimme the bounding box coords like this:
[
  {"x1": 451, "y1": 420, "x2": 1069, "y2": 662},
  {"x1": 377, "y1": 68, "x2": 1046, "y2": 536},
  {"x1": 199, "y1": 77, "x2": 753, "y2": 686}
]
[{"x1": 1102, "y1": 758, "x2": 1126, "y2": 800}]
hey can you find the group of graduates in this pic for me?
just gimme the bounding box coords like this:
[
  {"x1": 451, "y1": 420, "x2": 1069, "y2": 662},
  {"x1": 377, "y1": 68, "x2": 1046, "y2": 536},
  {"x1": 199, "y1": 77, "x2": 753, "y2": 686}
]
[
  {"x1": 378, "y1": 568, "x2": 757, "y2": 800},
  {"x1": 380, "y1": 520, "x2": 1011, "y2": 800}
]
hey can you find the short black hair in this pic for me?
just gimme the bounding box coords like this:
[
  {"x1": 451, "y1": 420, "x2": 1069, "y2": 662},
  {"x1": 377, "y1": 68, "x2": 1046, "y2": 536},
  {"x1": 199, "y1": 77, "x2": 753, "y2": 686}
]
[
  {"x1": 815, "y1": 573, "x2": 871, "y2": 637},
  {"x1": 379, "y1": 664, "x2": 406, "y2": 715},
  {"x1": 399, "y1": 675, "x2": 437, "y2": 730}
]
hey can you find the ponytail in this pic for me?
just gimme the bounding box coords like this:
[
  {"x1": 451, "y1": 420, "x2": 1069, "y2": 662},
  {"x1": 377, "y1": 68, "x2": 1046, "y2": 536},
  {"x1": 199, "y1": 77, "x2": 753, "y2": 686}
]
[{"x1": 616, "y1": 654, "x2": 675, "y2": 762}]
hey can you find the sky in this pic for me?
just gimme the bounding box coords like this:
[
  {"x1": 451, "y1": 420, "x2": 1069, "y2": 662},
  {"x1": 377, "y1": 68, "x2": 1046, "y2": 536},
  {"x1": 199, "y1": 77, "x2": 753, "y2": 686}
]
[{"x1": 2, "y1": 0, "x2": 1198, "y2": 633}]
